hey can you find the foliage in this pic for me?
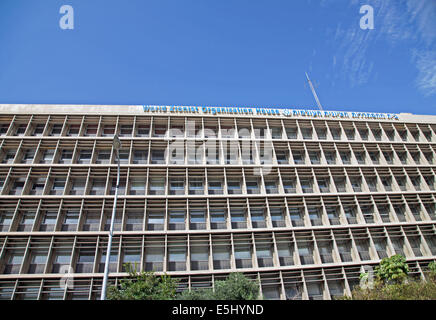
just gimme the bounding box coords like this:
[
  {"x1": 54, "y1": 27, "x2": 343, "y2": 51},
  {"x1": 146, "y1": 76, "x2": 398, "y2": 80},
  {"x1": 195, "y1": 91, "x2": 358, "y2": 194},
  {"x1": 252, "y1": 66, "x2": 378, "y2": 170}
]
[
  {"x1": 374, "y1": 254, "x2": 409, "y2": 284},
  {"x1": 427, "y1": 261, "x2": 436, "y2": 281},
  {"x1": 342, "y1": 279, "x2": 436, "y2": 300},
  {"x1": 340, "y1": 257, "x2": 436, "y2": 300},
  {"x1": 107, "y1": 263, "x2": 178, "y2": 300},
  {"x1": 178, "y1": 273, "x2": 260, "y2": 300}
]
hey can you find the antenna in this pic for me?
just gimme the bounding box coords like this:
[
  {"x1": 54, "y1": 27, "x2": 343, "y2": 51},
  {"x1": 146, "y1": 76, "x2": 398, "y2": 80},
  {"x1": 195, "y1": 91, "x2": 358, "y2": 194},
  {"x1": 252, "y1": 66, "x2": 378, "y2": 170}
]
[{"x1": 305, "y1": 72, "x2": 323, "y2": 111}]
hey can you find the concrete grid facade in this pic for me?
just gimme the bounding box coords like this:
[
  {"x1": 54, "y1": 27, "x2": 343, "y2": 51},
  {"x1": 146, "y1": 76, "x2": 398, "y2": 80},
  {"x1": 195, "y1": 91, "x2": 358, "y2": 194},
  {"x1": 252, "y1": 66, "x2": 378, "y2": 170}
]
[{"x1": 0, "y1": 104, "x2": 435, "y2": 300}]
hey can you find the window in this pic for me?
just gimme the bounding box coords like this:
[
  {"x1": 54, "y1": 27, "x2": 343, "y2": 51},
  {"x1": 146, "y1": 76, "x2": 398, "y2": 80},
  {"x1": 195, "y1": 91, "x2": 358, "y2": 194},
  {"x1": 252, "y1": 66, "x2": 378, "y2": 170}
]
[
  {"x1": 82, "y1": 213, "x2": 100, "y2": 231},
  {"x1": 18, "y1": 211, "x2": 35, "y2": 231},
  {"x1": 246, "y1": 179, "x2": 260, "y2": 194},
  {"x1": 317, "y1": 178, "x2": 329, "y2": 193},
  {"x1": 316, "y1": 128, "x2": 327, "y2": 140},
  {"x1": 350, "y1": 178, "x2": 361, "y2": 192},
  {"x1": 0, "y1": 211, "x2": 14, "y2": 232},
  {"x1": 28, "y1": 251, "x2": 48, "y2": 273},
  {"x1": 16, "y1": 123, "x2": 27, "y2": 136},
  {"x1": 84, "y1": 124, "x2": 98, "y2": 136},
  {"x1": 137, "y1": 125, "x2": 150, "y2": 137},
  {"x1": 270, "y1": 208, "x2": 285, "y2": 227},
  {"x1": 69, "y1": 179, "x2": 86, "y2": 195},
  {"x1": 369, "y1": 152, "x2": 379, "y2": 164},
  {"x1": 334, "y1": 178, "x2": 346, "y2": 192},
  {"x1": 300, "y1": 179, "x2": 313, "y2": 193},
  {"x1": 10, "y1": 178, "x2": 25, "y2": 195},
  {"x1": 102, "y1": 125, "x2": 115, "y2": 136},
  {"x1": 153, "y1": 124, "x2": 167, "y2": 137},
  {"x1": 292, "y1": 151, "x2": 304, "y2": 164},
  {"x1": 21, "y1": 149, "x2": 35, "y2": 164},
  {"x1": 122, "y1": 249, "x2": 141, "y2": 270},
  {"x1": 227, "y1": 180, "x2": 242, "y2": 194},
  {"x1": 2, "y1": 149, "x2": 16, "y2": 163},
  {"x1": 110, "y1": 178, "x2": 126, "y2": 195},
  {"x1": 230, "y1": 209, "x2": 246, "y2": 228},
  {"x1": 169, "y1": 210, "x2": 185, "y2": 230},
  {"x1": 286, "y1": 127, "x2": 297, "y2": 139},
  {"x1": 52, "y1": 251, "x2": 71, "y2": 273},
  {"x1": 190, "y1": 209, "x2": 206, "y2": 230},
  {"x1": 29, "y1": 178, "x2": 46, "y2": 195},
  {"x1": 250, "y1": 208, "x2": 266, "y2": 228},
  {"x1": 133, "y1": 150, "x2": 148, "y2": 164},
  {"x1": 89, "y1": 179, "x2": 106, "y2": 195},
  {"x1": 345, "y1": 129, "x2": 355, "y2": 140},
  {"x1": 282, "y1": 179, "x2": 296, "y2": 193},
  {"x1": 189, "y1": 178, "x2": 204, "y2": 195},
  {"x1": 50, "y1": 124, "x2": 63, "y2": 136},
  {"x1": 208, "y1": 180, "x2": 223, "y2": 194},
  {"x1": 4, "y1": 251, "x2": 24, "y2": 274},
  {"x1": 254, "y1": 127, "x2": 265, "y2": 139},
  {"x1": 264, "y1": 180, "x2": 278, "y2": 194},
  {"x1": 62, "y1": 211, "x2": 79, "y2": 231},
  {"x1": 169, "y1": 178, "x2": 184, "y2": 195},
  {"x1": 151, "y1": 149, "x2": 165, "y2": 164},
  {"x1": 145, "y1": 247, "x2": 164, "y2": 271},
  {"x1": 324, "y1": 151, "x2": 336, "y2": 164},
  {"x1": 129, "y1": 178, "x2": 145, "y2": 195},
  {"x1": 39, "y1": 211, "x2": 57, "y2": 231},
  {"x1": 147, "y1": 210, "x2": 164, "y2": 230},
  {"x1": 210, "y1": 209, "x2": 226, "y2": 229},
  {"x1": 51, "y1": 178, "x2": 66, "y2": 195},
  {"x1": 96, "y1": 150, "x2": 111, "y2": 164},
  {"x1": 276, "y1": 150, "x2": 288, "y2": 164},
  {"x1": 330, "y1": 128, "x2": 341, "y2": 140},
  {"x1": 78, "y1": 150, "x2": 92, "y2": 164},
  {"x1": 271, "y1": 127, "x2": 282, "y2": 139},
  {"x1": 126, "y1": 212, "x2": 143, "y2": 231},
  {"x1": 118, "y1": 149, "x2": 130, "y2": 164},
  {"x1": 67, "y1": 124, "x2": 80, "y2": 136},
  {"x1": 76, "y1": 249, "x2": 95, "y2": 273},
  {"x1": 301, "y1": 128, "x2": 312, "y2": 139},
  {"x1": 148, "y1": 178, "x2": 165, "y2": 195},
  {"x1": 309, "y1": 151, "x2": 320, "y2": 164},
  {"x1": 33, "y1": 123, "x2": 45, "y2": 136},
  {"x1": 59, "y1": 150, "x2": 73, "y2": 164},
  {"x1": 40, "y1": 149, "x2": 54, "y2": 164},
  {"x1": 120, "y1": 125, "x2": 133, "y2": 136},
  {"x1": 354, "y1": 152, "x2": 365, "y2": 164},
  {"x1": 0, "y1": 123, "x2": 9, "y2": 135},
  {"x1": 340, "y1": 152, "x2": 350, "y2": 164}
]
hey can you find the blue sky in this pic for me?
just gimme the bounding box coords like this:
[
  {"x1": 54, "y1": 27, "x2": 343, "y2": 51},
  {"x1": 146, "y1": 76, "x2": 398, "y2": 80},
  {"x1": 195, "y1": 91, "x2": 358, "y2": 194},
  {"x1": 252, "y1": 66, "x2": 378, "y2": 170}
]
[{"x1": 0, "y1": 0, "x2": 435, "y2": 115}]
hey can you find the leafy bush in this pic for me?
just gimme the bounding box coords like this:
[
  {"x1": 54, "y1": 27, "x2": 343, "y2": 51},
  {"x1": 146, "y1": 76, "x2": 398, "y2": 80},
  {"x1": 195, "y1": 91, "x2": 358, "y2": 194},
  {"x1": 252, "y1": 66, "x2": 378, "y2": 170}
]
[
  {"x1": 178, "y1": 273, "x2": 260, "y2": 300},
  {"x1": 375, "y1": 254, "x2": 409, "y2": 284},
  {"x1": 107, "y1": 263, "x2": 178, "y2": 300}
]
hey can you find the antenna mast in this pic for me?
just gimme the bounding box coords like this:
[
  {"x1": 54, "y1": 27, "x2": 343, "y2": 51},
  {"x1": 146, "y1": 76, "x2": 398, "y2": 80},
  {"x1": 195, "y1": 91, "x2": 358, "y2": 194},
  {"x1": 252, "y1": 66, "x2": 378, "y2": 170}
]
[{"x1": 305, "y1": 72, "x2": 323, "y2": 111}]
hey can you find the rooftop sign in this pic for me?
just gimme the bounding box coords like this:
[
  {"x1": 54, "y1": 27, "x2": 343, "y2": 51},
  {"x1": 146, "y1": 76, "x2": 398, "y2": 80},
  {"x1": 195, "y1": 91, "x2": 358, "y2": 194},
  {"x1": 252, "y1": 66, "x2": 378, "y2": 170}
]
[{"x1": 143, "y1": 105, "x2": 399, "y2": 120}]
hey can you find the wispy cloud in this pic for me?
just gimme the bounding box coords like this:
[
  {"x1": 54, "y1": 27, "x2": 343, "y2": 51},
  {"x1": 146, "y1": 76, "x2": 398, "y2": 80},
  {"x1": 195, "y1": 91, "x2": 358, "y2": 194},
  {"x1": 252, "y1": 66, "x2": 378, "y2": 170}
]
[{"x1": 329, "y1": 0, "x2": 436, "y2": 95}]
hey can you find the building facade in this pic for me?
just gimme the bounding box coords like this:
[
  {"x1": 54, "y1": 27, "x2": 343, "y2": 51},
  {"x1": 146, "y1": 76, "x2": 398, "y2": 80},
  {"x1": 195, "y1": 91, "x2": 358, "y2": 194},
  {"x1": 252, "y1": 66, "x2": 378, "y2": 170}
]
[{"x1": 0, "y1": 104, "x2": 435, "y2": 300}]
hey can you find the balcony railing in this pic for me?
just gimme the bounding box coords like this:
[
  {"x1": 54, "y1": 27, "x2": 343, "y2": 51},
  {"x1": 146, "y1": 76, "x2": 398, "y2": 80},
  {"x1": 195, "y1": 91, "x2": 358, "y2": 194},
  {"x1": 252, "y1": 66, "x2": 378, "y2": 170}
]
[
  {"x1": 279, "y1": 256, "x2": 294, "y2": 266},
  {"x1": 211, "y1": 222, "x2": 227, "y2": 229},
  {"x1": 28, "y1": 264, "x2": 45, "y2": 274},
  {"x1": 213, "y1": 260, "x2": 231, "y2": 270},
  {"x1": 231, "y1": 221, "x2": 247, "y2": 229},
  {"x1": 272, "y1": 220, "x2": 286, "y2": 228},
  {"x1": 299, "y1": 255, "x2": 314, "y2": 265},
  {"x1": 251, "y1": 221, "x2": 266, "y2": 228},
  {"x1": 75, "y1": 263, "x2": 94, "y2": 273},
  {"x1": 191, "y1": 260, "x2": 209, "y2": 271},
  {"x1": 168, "y1": 261, "x2": 186, "y2": 271},
  {"x1": 320, "y1": 254, "x2": 334, "y2": 264},
  {"x1": 292, "y1": 220, "x2": 305, "y2": 227},
  {"x1": 257, "y1": 257, "x2": 274, "y2": 268},
  {"x1": 359, "y1": 251, "x2": 371, "y2": 261},
  {"x1": 147, "y1": 223, "x2": 164, "y2": 231},
  {"x1": 145, "y1": 262, "x2": 163, "y2": 272},
  {"x1": 235, "y1": 258, "x2": 252, "y2": 269},
  {"x1": 339, "y1": 252, "x2": 353, "y2": 262},
  {"x1": 310, "y1": 219, "x2": 323, "y2": 226},
  {"x1": 190, "y1": 222, "x2": 206, "y2": 230},
  {"x1": 169, "y1": 223, "x2": 185, "y2": 231}
]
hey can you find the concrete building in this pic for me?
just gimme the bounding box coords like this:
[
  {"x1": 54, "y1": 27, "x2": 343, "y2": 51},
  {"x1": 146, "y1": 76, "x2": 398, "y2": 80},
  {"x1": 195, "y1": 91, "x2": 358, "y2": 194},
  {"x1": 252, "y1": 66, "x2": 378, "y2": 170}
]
[{"x1": 0, "y1": 104, "x2": 435, "y2": 300}]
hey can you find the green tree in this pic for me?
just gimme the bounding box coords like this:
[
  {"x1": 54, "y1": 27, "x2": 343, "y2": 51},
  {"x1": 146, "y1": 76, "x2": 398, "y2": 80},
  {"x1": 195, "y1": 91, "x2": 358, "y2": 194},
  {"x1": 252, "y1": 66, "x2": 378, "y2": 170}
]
[
  {"x1": 375, "y1": 254, "x2": 409, "y2": 284},
  {"x1": 177, "y1": 273, "x2": 260, "y2": 300},
  {"x1": 107, "y1": 263, "x2": 178, "y2": 300},
  {"x1": 427, "y1": 261, "x2": 436, "y2": 281}
]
